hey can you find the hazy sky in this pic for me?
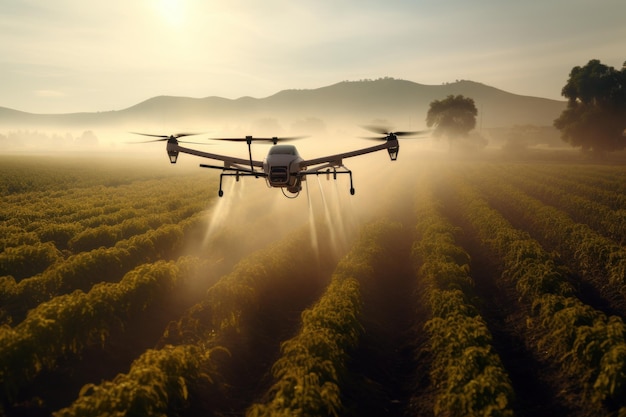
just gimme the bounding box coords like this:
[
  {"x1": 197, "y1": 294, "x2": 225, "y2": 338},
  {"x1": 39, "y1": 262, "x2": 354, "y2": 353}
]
[{"x1": 1, "y1": 0, "x2": 624, "y2": 114}]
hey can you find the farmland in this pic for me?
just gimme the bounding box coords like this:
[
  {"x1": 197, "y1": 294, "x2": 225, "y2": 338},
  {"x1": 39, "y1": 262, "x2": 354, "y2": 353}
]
[{"x1": 1, "y1": 152, "x2": 626, "y2": 417}]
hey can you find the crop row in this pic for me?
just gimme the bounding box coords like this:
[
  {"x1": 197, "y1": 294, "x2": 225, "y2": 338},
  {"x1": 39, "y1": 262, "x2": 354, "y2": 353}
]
[
  {"x1": 0, "y1": 214, "x2": 203, "y2": 325},
  {"x1": 0, "y1": 158, "x2": 213, "y2": 251},
  {"x1": 0, "y1": 206, "x2": 205, "y2": 282},
  {"x1": 411, "y1": 178, "x2": 515, "y2": 417},
  {"x1": 1, "y1": 178, "x2": 211, "y2": 253},
  {"x1": 1, "y1": 172, "x2": 211, "y2": 231},
  {"x1": 54, "y1": 225, "x2": 335, "y2": 416},
  {"x1": 447, "y1": 172, "x2": 626, "y2": 414},
  {"x1": 494, "y1": 165, "x2": 626, "y2": 245},
  {"x1": 526, "y1": 164, "x2": 626, "y2": 210},
  {"x1": 0, "y1": 257, "x2": 210, "y2": 408},
  {"x1": 0, "y1": 156, "x2": 174, "y2": 195},
  {"x1": 4, "y1": 156, "x2": 626, "y2": 416},
  {"x1": 53, "y1": 343, "x2": 227, "y2": 417},
  {"x1": 247, "y1": 219, "x2": 403, "y2": 416},
  {"x1": 471, "y1": 166, "x2": 626, "y2": 314}
]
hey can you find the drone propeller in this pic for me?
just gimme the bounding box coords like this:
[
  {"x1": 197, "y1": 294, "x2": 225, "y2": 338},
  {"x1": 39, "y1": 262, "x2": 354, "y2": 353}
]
[
  {"x1": 360, "y1": 125, "x2": 429, "y2": 140},
  {"x1": 127, "y1": 132, "x2": 209, "y2": 145},
  {"x1": 209, "y1": 135, "x2": 307, "y2": 172},
  {"x1": 210, "y1": 135, "x2": 307, "y2": 144}
]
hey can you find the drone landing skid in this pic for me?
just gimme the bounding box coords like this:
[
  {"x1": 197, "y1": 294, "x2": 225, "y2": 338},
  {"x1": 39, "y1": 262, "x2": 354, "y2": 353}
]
[
  {"x1": 216, "y1": 170, "x2": 355, "y2": 197},
  {"x1": 303, "y1": 167, "x2": 355, "y2": 195},
  {"x1": 217, "y1": 171, "x2": 260, "y2": 197},
  {"x1": 199, "y1": 163, "x2": 262, "y2": 197}
]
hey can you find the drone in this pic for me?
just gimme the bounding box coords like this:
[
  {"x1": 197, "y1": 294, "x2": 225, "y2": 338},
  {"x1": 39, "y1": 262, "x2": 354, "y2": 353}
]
[{"x1": 131, "y1": 126, "x2": 426, "y2": 198}]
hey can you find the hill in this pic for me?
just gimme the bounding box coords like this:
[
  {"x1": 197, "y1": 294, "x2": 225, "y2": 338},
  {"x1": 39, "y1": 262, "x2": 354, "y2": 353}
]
[{"x1": 0, "y1": 78, "x2": 565, "y2": 133}]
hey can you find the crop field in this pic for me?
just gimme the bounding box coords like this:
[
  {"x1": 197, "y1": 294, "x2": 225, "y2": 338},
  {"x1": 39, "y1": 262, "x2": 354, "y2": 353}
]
[{"x1": 1, "y1": 152, "x2": 626, "y2": 417}]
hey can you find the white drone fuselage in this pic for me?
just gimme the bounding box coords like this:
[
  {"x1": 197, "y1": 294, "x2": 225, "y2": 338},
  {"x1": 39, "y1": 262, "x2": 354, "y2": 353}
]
[{"x1": 262, "y1": 145, "x2": 305, "y2": 194}]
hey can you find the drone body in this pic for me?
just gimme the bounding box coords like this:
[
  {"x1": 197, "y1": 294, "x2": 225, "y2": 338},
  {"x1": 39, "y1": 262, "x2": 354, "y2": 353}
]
[
  {"x1": 262, "y1": 144, "x2": 305, "y2": 195},
  {"x1": 134, "y1": 128, "x2": 425, "y2": 198}
]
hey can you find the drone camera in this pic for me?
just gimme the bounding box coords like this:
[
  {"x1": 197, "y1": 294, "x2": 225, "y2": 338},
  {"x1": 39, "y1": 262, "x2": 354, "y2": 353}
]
[
  {"x1": 388, "y1": 146, "x2": 399, "y2": 161},
  {"x1": 168, "y1": 149, "x2": 179, "y2": 164}
]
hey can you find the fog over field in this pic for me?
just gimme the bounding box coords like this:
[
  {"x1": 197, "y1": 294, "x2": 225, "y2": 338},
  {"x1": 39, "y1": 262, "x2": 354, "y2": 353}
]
[{"x1": 1, "y1": 78, "x2": 570, "y2": 158}]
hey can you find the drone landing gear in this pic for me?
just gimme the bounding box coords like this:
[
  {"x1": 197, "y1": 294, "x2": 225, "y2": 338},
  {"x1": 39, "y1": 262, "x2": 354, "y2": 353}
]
[
  {"x1": 217, "y1": 171, "x2": 258, "y2": 197},
  {"x1": 346, "y1": 170, "x2": 355, "y2": 195},
  {"x1": 218, "y1": 173, "x2": 227, "y2": 197},
  {"x1": 313, "y1": 167, "x2": 355, "y2": 195},
  {"x1": 199, "y1": 164, "x2": 259, "y2": 197}
]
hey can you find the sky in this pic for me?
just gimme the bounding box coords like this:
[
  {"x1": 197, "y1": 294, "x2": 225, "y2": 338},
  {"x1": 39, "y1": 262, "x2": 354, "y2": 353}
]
[{"x1": 1, "y1": 0, "x2": 624, "y2": 114}]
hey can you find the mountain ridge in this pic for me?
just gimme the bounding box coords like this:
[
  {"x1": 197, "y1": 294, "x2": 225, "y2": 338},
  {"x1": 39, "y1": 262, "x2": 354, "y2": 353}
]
[{"x1": 0, "y1": 78, "x2": 566, "y2": 130}]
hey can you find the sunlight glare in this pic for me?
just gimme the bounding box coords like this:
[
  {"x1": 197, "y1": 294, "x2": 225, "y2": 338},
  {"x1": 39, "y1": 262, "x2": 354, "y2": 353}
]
[{"x1": 158, "y1": 0, "x2": 185, "y2": 27}]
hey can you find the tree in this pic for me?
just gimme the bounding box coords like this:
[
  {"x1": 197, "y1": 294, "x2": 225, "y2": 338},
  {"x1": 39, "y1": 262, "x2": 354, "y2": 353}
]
[
  {"x1": 554, "y1": 59, "x2": 626, "y2": 155},
  {"x1": 426, "y1": 95, "x2": 478, "y2": 149}
]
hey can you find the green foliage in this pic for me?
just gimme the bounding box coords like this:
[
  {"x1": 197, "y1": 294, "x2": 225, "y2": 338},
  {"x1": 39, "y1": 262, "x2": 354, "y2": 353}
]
[
  {"x1": 554, "y1": 59, "x2": 626, "y2": 153},
  {"x1": 594, "y1": 343, "x2": 626, "y2": 404},
  {"x1": 1, "y1": 215, "x2": 202, "y2": 323},
  {"x1": 53, "y1": 223, "x2": 331, "y2": 417},
  {"x1": 413, "y1": 181, "x2": 515, "y2": 417},
  {"x1": 37, "y1": 223, "x2": 84, "y2": 250},
  {"x1": 0, "y1": 258, "x2": 208, "y2": 403},
  {"x1": 0, "y1": 226, "x2": 39, "y2": 250},
  {"x1": 248, "y1": 219, "x2": 403, "y2": 417},
  {"x1": 68, "y1": 225, "x2": 121, "y2": 252},
  {"x1": 434, "y1": 346, "x2": 514, "y2": 417},
  {"x1": 0, "y1": 242, "x2": 62, "y2": 280},
  {"x1": 5, "y1": 155, "x2": 626, "y2": 415},
  {"x1": 453, "y1": 168, "x2": 626, "y2": 410},
  {"x1": 426, "y1": 94, "x2": 478, "y2": 141},
  {"x1": 479, "y1": 165, "x2": 626, "y2": 306},
  {"x1": 251, "y1": 278, "x2": 361, "y2": 417},
  {"x1": 53, "y1": 344, "x2": 224, "y2": 417}
]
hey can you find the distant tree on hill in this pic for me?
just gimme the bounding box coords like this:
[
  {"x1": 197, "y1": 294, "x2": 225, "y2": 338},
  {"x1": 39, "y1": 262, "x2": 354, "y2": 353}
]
[
  {"x1": 426, "y1": 95, "x2": 478, "y2": 150},
  {"x1": 554, "y1": 59, "x2": 626, "y2": 155}
]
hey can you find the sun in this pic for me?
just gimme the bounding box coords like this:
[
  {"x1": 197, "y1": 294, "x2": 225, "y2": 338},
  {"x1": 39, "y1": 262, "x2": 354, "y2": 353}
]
[{"x1": 157, "y1": 0, "x2": 185, "y2": 27}]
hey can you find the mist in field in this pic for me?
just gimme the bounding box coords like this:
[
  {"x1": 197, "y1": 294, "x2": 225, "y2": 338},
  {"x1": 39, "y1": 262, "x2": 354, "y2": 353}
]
[
  {"x1": 193, "y1": 143, "x2": 381, "y2": 265},
  {"x1": 119, "y1": 115, "x2": 434, "y2": 279},
  {"x1": 0, "y1": 96, "x2": 572, "y2": 287}
]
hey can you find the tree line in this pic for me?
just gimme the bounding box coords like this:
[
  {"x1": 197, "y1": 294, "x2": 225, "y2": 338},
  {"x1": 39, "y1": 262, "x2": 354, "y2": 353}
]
[{"x1": 425, "y1": 58, "x2": 626, "y2": 154}]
